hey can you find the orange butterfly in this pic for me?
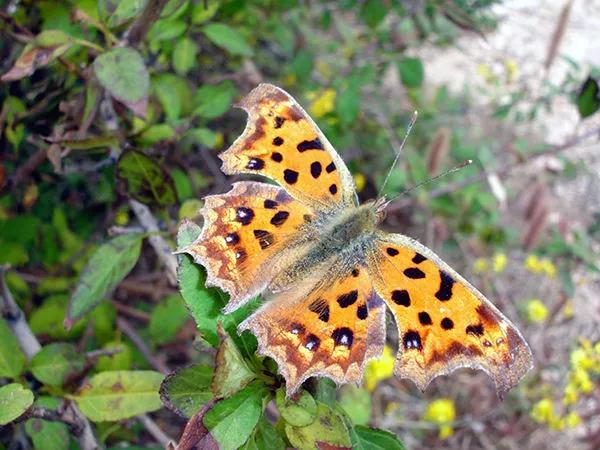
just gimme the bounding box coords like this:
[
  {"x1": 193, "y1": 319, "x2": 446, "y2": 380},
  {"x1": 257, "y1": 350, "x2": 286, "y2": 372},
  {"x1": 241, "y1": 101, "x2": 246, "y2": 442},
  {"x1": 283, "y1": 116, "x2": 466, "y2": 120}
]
[{"x1": 182, "y1": 84, "x2": 533, "y2": 396}]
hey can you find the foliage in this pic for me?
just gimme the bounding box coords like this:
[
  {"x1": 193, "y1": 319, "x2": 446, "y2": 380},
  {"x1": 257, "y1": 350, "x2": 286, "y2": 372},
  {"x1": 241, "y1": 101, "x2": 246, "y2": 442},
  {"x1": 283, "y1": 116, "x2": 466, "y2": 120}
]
[{"x1": 0, "y1": 0, "x2": 598, "y2": 449}]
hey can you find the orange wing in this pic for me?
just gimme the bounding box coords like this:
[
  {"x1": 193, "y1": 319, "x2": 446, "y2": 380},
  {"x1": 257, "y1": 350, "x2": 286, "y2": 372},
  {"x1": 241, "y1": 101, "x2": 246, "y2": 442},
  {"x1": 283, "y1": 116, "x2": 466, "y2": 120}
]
[
  {"x1": 180, "y1": 181, "x2": 315, "y2": 312},
  {"x1": 367, "y1": 233, "x2": 533, "y2": 396},
  {"x1": 241, "y1": 264, "x2": 386, "y2": 395},
  {"x1": 219, "y1": 83, "x2": 357, "y2": 212}
]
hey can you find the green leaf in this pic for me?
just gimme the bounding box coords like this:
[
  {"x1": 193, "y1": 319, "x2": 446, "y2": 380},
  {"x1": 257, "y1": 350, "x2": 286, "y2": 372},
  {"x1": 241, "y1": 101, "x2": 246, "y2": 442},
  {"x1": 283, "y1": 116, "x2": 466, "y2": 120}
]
[
  {"x1": 31, "y1": 343, "x2": 86, "y2": 386},
  {"x1": 72, "y1": 370, "x2": 164, "y2": 422},
  {"x1": 107, "y1": 0, "x2": 147, "y2": 27},
  {"x1": 203, "y1": 382, "x2": 268, "y2": 450},
  {"x1": 212, "y1": 325, "x2": 256, "y2": 398},
  {"x1": 193, "y1": 80, "x2": 237, "y2": 119},
  {"x1": 152, "y1": 73, "x2": 194, "y2": 122},
  {"x1": 31, "y1": 295, "x2": 85, "y2": 339},
  {"x1": 184, "y1": 127, "x2": 217, "y2": 147},
  {"x1": 192, "y1": 0, "x2": 219, "y2": 24},
  {"x1": 284, "y1": 401, "x2": 351, "y2": 450},
  {"x1": 160, "y1": 363, "x2": 213, "y2": 417},
  {"x1": 276, "y1": 388, "x2": 317, "y2": 427},
  {"x1": 360, "y1": 0, "x2": 388, "y2": 27},
  {"x1": 202, "y1": 23, "x2": 252, "y2": 56},
  {"x1": 350, "y1": 425, "x2": 406, "y2": 450},
  {"x1": 67, "y1": 233, "x2": 143, "y2": 323},
  {"x1": 116, "y1": 150, "x2": 178, "y2": 206},
  {"x1": 0, "y1": 319, "x2": 26, "y2": 379},
  {"x1": 94, "y1": 340, "x2": 133, "y2": 371},
  {"x1": 0, "y1": 383, "x2": 34, "y2": 425},
  {"x1": 149, "y1": 294, "x2": 189, "y2": 345},
  {"x1": 398, "y1": 57, "x2": 424, "y2": 88},
  {"x1": 25, "y1": 397, "x2": 70, "y2": 450},
  {"x1": 93, "y1": 47, "x2": 149, "y2": 117},
  {"x1": 339, "y1": 385, "x2": 371, "y2": 426},
  {"x1": 177, "y1": 220, "x2": 225, "y2": 347},
  {"x1": 315, "y1": 378, "x2": 337, "y2": 406},
  {"x1": 173, "y1": 37, "x2": 198, "y2": 75},
  {"x1": 576, "y1": 76, "x2": 600, "y2": 119},
  {"x1": 241, "y1": 417, "x2": 286, "y2": 450},
  {"x1": 336, "y1": 86, "x2": 360, "y2": 125},
  {"x1": 148, "y1": 18, "x2": 187, "y2": 42}
]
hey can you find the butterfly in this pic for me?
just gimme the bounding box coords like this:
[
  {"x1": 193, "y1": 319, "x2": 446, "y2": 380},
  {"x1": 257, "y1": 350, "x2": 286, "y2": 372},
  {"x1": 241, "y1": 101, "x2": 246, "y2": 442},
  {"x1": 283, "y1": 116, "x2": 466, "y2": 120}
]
[{"x1": 182, "y1": 83, "x2": 533, "y2": 397}]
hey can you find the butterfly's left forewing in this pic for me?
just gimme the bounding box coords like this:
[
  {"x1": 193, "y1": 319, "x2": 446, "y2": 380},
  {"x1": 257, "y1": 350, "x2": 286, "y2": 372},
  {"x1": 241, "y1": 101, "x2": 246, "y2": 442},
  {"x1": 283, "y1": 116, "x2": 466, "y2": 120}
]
[{"x1": 366, "y1": 232, "x2": 533, "y2": 396}]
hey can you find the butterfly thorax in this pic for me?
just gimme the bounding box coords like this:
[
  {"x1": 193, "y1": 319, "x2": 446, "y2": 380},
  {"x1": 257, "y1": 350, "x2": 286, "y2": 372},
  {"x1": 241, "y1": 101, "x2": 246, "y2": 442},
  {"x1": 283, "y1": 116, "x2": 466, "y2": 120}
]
[{"x1": 269, "y1": 203, "x2": 380, "y2": 291}]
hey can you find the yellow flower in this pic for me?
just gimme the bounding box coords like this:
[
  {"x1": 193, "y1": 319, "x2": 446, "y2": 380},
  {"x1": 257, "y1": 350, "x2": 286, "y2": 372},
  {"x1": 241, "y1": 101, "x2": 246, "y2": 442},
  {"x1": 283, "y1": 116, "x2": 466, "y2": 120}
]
[
  {"x1": 214, "y1": 132, "x2": 224, "y2": 149},
  {"x1": 492, "y1": 253, "x2": 507, "y2": 272},
  {"x1": 424, "y1": 398, "x2": 456, "y2": 439},
  {"x1": 539, "y1": 258, "x2": 556, "y2": 278},
  {"x1": 309, "y1": 88, "x2": 336, "y2": 119},
  {"x1": 565, "y1": 411, "x2": 581, "y2": 428},
  {"x1": 531, "y1": 398, "x2": 554, "y2": 424},
  {"x1": 571, "y1": 368, "x2": 593, "y2": 393},
  {"x1": 473, "y1": 258, "x2": 488, "y2": 273},
  {"x1": 526, "y1": 299, "x2": 548, "y2": 323},
  {"x1": 476, "y1": 63, "x2": 496, "y2": 84},
  {"x1": 563, "y1": 382, "x2": 578, "y2": 405},
  {"x1": 524, "y1": 254, "x2": 542, "y2": 273},
  {"x1": 570, "y1": 348, "x2": 594, "y2": 371},
  {"x1": 354, "y1": 173, "x2": 366, "y2": 192},
  {"x1": 504, "y1": 58, "x2": 519, "y2": 83},
  {"x1": 364, "y1": 345, "x2": 395, "y2": 392}
]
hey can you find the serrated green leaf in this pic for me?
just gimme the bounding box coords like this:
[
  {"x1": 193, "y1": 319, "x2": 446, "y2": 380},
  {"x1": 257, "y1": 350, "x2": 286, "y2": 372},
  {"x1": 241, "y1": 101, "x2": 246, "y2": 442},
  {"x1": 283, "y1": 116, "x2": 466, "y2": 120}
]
[
  {"x1": 0, "y1": 319, "x2": 26, "y2": 379},
  {"x1": 398, "y1": 57, "x2": 424, "y2": 88},
  {"x1": 202, "y1": 23, "x2": 252, "y2": 56},
  {"x1": 213, "y1": 325, "x2": 256, "y2": 398},
  {"x1": 116, "y1": 150, "x2": 177, "y2": 206},
  {"x1": 0, "y1": 383, "x2": 34, "y2": 425},
  {"x1": 149, "y1": 294, "x2": 189, "y2": 345},
  {"x1": 67, "y1": 233, "x2": 143, "y2": 322},
  {"x1": 160, "y1": 363, "x2": 213, "y2": 417},
  {"x1": 276, "y1": 388, "x2": 317, "y2": 427},
  {"x1": 284, "y1": 401, "x2": 351, "y2": 450},
  {"x1": 203, "y1": 382, "x2": 268, "y2": 450},
  {"x1": 31, "y1": 343, "x2": 85, "y2": 386},
  {"x1": 73, "y1": 370, "x2": 163, "y2": 422},
  {"x1": 193, "y1": 81, "x2": 237, "y2": 119},
  {"x1": 173, "y1": 37, "x2": 198, "y2": 75},
  {"x1": 93, "y1": 47, "x2": 149, "y2": 116},
  {"x1": 350, "y1": 425, "x2": 406, "y2": 450}
]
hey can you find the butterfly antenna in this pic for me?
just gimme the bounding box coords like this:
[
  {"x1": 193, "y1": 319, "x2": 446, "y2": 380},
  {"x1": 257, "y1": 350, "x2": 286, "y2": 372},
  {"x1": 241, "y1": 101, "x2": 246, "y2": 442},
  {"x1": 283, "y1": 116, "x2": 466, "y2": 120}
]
[
  {"x1": 377, "y1": 110, "x2": 418, "y2": 198},
  {"x1": 384, "y1": 159, "x2": 473, "y2": 206}
]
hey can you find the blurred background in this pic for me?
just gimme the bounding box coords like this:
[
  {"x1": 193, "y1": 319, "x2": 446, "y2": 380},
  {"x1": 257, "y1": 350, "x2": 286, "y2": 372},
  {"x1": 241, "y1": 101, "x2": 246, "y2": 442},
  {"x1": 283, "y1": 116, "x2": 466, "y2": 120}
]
[{"x1": 1, "y1": 0, "x2": 599, "y2": 449}]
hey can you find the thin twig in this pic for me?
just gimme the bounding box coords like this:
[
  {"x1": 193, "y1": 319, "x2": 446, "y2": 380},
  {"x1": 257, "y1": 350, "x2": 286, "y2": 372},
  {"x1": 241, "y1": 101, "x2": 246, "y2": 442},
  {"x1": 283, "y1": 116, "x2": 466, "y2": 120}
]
[
  {"x1": 123, "y1": 0, "x2": 171, "y2": 46},
  {"x1": 129, "y1": 199, "x2": 178, "y2": 286},
  {"x1": 112, "y1": 300, "x2": 151, "y2": 322},
  {"x1": 117, "y1": 316, "x2": 169, "y2": 374},
  {"x1": 138, "y1": 413, "x2": 174, "y2": 447},
  {"x1": 0, "y1": 266, "x2": 99, "y2": 450}
]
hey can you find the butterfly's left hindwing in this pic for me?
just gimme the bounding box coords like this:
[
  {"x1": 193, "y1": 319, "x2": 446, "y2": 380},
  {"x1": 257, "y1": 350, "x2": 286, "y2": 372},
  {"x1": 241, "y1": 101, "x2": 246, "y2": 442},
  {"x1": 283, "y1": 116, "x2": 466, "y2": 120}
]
[{"x1": 367, "y1": 233, "x2": 533, "y2": 396}]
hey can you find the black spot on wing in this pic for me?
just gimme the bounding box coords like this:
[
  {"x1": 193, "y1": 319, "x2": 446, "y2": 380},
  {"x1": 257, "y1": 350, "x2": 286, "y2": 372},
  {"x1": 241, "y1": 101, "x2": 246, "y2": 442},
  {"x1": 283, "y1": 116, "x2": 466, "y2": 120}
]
[
  {"x1": 391, "y1": 289, "x2": 410, "y2": 307},
  {"x1": 273, "y1": 136, "x2": 284, "y2": 146},
  {"x1": 412, "y1": 253, "x2": 427, "y2": 264},
  {"x1": 435, "y1": 270, "x2": 455, "y2": 301},
  {"x1": 308, "y1": 298, "x2": 330, "y2": 323},
  {"x1": 466, "y1": 324, "x2": 485, "y2": 336},
  {"x1": 236, "y1": 207, "x2": 254, "y2": 225},
  {"x1": 235, "y1": 249, "x2": 246, "y2": 262},
  {"x1": 304, "y1": 334, "x2": 320, "y2": 351},
  {"x1": 326, "y1": 162, "x2": 336, "y2": 173},
  {"x1": 357, "y1": 304, "x2": 368, "y2": 320},
  {"x1": 270, "y1": 211, "x2": 289, "y2": 226},
  {"x1": 403, "y1": 330, "x2": 422, "y2": 350},
  {"x1": 418, "y1": 311, "x2": 432, "y2": 325},
  {"x1": 290, "y1": 323, "x2": 305, "y2": 335},
  {"x1": 329, "y1": 184, "x2": 337, "y2": 195},
  {"x1": 246, "y1": 158, "x2": 264, "y2": 170},
  {"x1": 263, "y1": 199, "x2": 278, "y2": 209},
  {"x1": 386, "y1": 247, "x2": 399, "y2": 256},
  {"x1": 274, "y1": 116, "x2": 285, "y2": 128},
  {"x1": 404, "y1": 267, "x2": 426, "y2": 279},
  {"x1": 441, "y1": 317, "x2": 454, "y2": 330},
  {"x1": 332, "y1": 327, "x2": 353, "y2": 347},
  {"x1": 253, "y1": 229, "x2": 274, "y2": 249},
  {"x1": 225, "y1": 232, "x2": 240, "y2": 245},
  {"x1": 310, "y1": 161, "x2": 322, "y2": 178},
  {"x1": 337, "y1": 290, "x2": 358, "y2": 308},
  {"x1": 297, "y1": 138, "x2": 324, "y2": 152},
  {"x1": 283, "y1": 169, "x2": 299, "y2": 184},
  {"x1": 271, "y1": 152, "x2": 283, "y2": 162}
]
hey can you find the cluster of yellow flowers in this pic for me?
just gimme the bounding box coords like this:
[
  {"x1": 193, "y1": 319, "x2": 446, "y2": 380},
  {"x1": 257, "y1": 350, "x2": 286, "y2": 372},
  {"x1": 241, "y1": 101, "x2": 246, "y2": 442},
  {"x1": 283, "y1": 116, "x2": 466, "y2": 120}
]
[
  {"x1": 423, "y1": 398, "x2": 456, "y2": 439},
  {"x1": 525, "y1": 299, "x2": 548, "y2": 323},
  {"x1": 476, "y1": 58, "x2": 519, "y2": 85},
  {"x1": 473, "y1": 252, "x2": 508, "y2": 273},
  {"x1": 524, "y1": 254, "x2": 556, "y2": 278},
  {"x1": 531, "y1": 339, "x2": 600, "y2": 430},
  {"x1": 363, "y1": 345, "x2": 395, "y2": 392},
  {"x1": 308, "y1": 88, "x2": 336, "y2": 119}
]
